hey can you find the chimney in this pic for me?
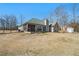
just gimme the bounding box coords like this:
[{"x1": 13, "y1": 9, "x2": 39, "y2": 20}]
[
  {"x1": 44, "y1": 19, "x2": 49, "y2": 25},
  {"x1": 44, "y1": 19, "x2": 49, "y2": 31}
]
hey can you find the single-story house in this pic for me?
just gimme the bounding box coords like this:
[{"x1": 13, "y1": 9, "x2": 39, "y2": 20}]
[{"x1": 18, "y1": 18, "x2": 49, "y2": 32}]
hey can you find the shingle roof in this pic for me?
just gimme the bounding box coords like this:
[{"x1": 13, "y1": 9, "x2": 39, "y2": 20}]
[{"x1": 24, "y1": 18, "x2": 44, "y2": 25}]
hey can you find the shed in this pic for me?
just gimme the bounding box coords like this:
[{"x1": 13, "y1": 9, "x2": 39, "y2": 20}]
[{"x1": 66, "y1": 27, "x2": 74, "y2": 33}]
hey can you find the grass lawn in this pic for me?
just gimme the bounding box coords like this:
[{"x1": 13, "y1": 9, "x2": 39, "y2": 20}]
[{"x1": 0, "y1": 32, "x2": 79, "y2": 56}]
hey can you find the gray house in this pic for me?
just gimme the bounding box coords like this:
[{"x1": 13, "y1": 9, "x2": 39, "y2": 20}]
[{"x1": 18, "y1": 18, "x2": 49, "y2": 32}]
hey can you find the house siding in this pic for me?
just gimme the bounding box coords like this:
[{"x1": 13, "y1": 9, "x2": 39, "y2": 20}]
[{"x1": 35, "y1": 25, "x2": 48, "y2": 32}]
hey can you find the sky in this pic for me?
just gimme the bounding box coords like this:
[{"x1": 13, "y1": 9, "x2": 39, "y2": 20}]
[{"x1": 0, "y1": 3, "x2": 78, "y2": 25}]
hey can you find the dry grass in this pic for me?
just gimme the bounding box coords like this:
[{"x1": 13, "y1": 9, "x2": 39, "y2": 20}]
[{"x1": 0, "y1": 32, "x2": 79, "y2": 56}]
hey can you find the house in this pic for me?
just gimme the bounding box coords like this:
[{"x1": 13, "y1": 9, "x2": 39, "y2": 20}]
[
  {"x1": 18, "y1": 18, "x2": 49, "y2": 32},
  {"x1": 49, "y1": 22, "x2": 61, "y2": 32}
]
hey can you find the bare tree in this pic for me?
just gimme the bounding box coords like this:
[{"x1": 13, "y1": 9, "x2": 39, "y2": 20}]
[
  {"x1": 3, "y1": 15, "x2": 10, "y2": 30},
  {"x1": 69, "y1": 4, "x2": 79, "y2": 32},
  {"x1": 0, "y1": 17, "x2": 6, "y2": 33},
  {"x1": 20, "y1": 15, "x2": 23, "y2": 25},
  {"x1": 49, "y1": 12, "x2": 55, "y2": 24},
  {"x1": 60, "y1": 13, "x2": 69, "y2": 26},
  {"x1": 0, "y1": 14, "x2": 17, "y2": 33},
  {"x1": 1, "y1": 15, "x2": 17, "y2": 33},
  {"x1": 72, "y1": 4, "x2": 77, "y2": 23},
  {"x1": 51, "y1": 6, "x2": 69, "y2": 27},
  {"x1": 72, "y1": 4, "x2": 79, "y2": 23},
  {"x1": 9, "y1": 15, "x2": 17, "y2": 32}
]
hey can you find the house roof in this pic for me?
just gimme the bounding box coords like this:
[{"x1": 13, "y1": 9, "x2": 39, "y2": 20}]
[{"x1": 23, "y1": 18, "x2": 44, "y2": 25}]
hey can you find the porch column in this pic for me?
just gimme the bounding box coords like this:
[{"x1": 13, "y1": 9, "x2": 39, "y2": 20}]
[
  {"x1": 25, "y1": 24, "x2": 28, "y2": 31},
  {"x1": 35, "y1": 25, "x2": 37, "y2": 32},
  {"x1": 41, "y1": 26, "x2": 43, "y2": 32},
  {"x1": 46, "y1": 25, "x2": 49, "y2": 32}
]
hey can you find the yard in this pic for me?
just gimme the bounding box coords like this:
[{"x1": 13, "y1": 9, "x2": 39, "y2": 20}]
[{"x1": 0, "y1": 32, "x2": 79, "y2": 56}]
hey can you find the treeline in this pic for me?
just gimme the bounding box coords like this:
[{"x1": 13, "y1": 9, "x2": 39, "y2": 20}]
[
  {"x1": 49, "y1": 4, "x2": 79, "y2": 32},
  {"x1": 0, "y1": 15, "x2": 18, "y2": 32}
]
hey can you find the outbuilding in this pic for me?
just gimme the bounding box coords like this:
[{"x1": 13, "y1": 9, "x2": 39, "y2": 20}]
[{"x1": 66, "y1": 27, "x2": 74, "y2": 33}]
